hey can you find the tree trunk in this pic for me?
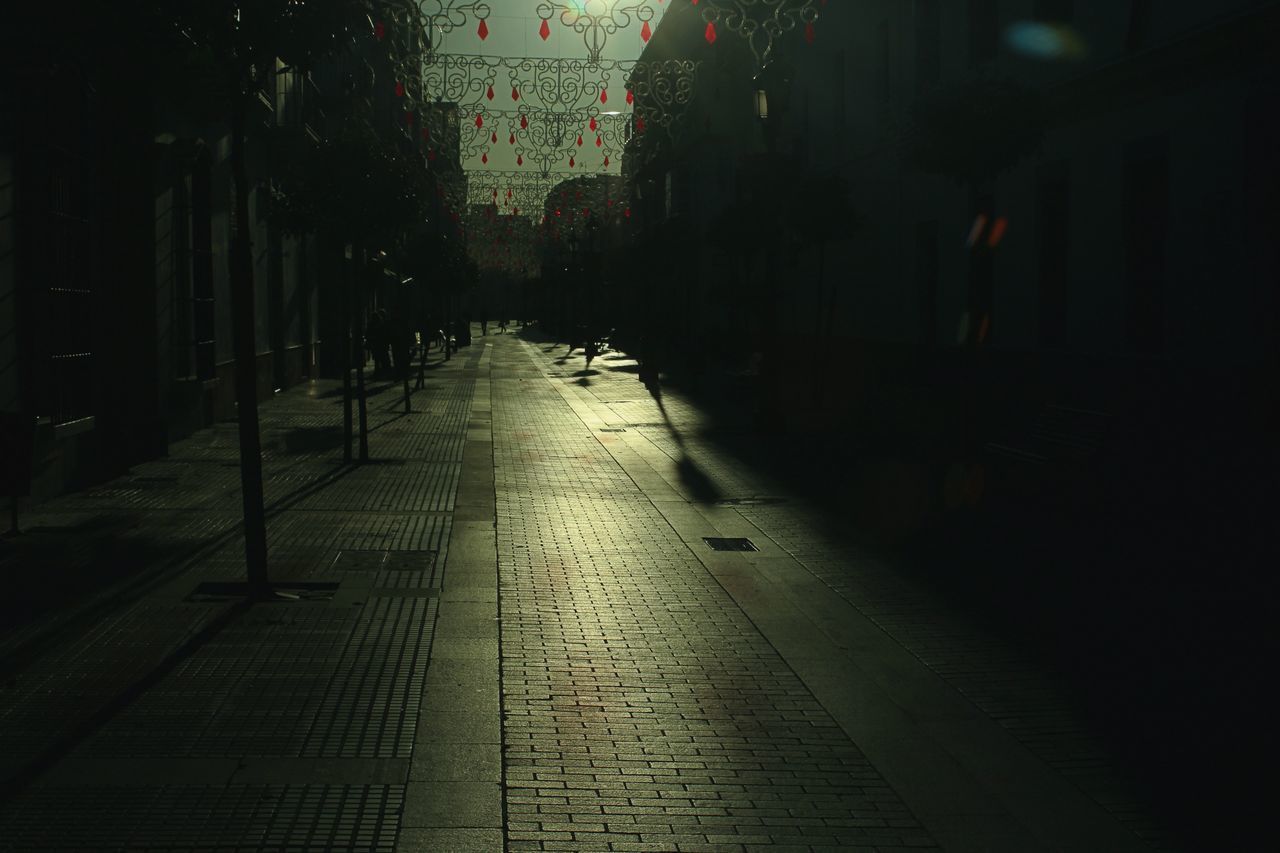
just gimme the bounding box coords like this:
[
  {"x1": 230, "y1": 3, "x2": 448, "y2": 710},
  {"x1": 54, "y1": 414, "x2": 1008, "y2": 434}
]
[
  {"x1": 342, "y1": 251, "x2": 353, "y2": 463},
  {"x1": 355, "y1": 244, "x2": 369, "y2": 462},
  {"x1": 229, "y1": 93, "x2": 269, "y2": 595}
]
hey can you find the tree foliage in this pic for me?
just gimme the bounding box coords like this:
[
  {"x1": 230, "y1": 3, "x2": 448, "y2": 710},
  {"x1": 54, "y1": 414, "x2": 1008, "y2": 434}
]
[{"x1": 272, "y1": 114, "x2": 430, "y2": 248}]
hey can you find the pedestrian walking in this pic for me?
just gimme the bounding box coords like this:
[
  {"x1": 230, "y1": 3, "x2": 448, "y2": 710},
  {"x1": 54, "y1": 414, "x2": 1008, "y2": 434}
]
[
  {"x1": 498, "y1": 318, "x2": 508, "y2": 334},
  {"x1": 365, "y1": 309, "x2": 390, "y2": 379}
]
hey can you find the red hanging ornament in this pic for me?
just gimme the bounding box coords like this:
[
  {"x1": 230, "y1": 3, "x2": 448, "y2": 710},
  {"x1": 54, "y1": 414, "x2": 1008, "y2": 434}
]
[
  {"x1": 705, "y1": 21, "x2": 717, "y2": 44},
  {"x1": 405, "y1": 111, "x2": 414, "y2": 126},
  {"x1": 589, "y1": 116, "x2": 597, "y2": 131},
  {"x1": 641, "y1": 20, "x2": 651, "y2": 43},
  {"x1": 805, "y1": 22, "x2": 815, "y2": 44},
  {"x1": 604, "y1": 155, "x2": 610, "y2": 167},
  {"x1": 626, "y1": 90, "x2": 634, "y2": 105},
  {"x1": 539, "y1": 18, "x2": 551, "y2": 40},
  {"x1": 517, "y1": 154, "x2": 523, "y2": 166},
  {"x1": 395, "y1": 80, "x2": 404, "y2": 97},
  {"x1": 475, "y1": 114, "x2": 483, "y2": 128},
  {"x1": 486, "y1": 84, "x2": 495, "y2": 101},
  {"x1": 421, "y1": 127, "x2": 430, "y2": 142},
  {"x1": 428, "y1": 148, "x2": 437, "y2": 162},
  {"x1": 595, "y1": 134, "x2": 602, "y2": 147},
  {"x1": 509, "y1": 132, "x2": 516, "y2": 145},
  {"x1": 477, "y1": 18, "x2": 489, "y2": 40},
  {"x1": 600, "y1": 89, "x2": 608, "y2": 105},
  {"x1": 576, "y1": 134, "x2": 583, "y2": 147},
  {"x1": 624, "y1": 207, "x2": 631, "y2": 218},
  {"x1": 491, "y1": 131, "x2": 498, "y2": 143},
  {"x1": 636, "y1": 117, "x2": 646, "y2": 133},
  {"x1": 481, "y1": 152, "x2": 488, "y2": 164},
  {"x1": 512, "y1": 86, "x2": 520, "y2": 101},
  {"x1": 569, "y1": 156, "x2": 575, "y2": 168},
  {"x1": 374, "y1": 21, "x2": 386, "y2": 40},
  {"x1": 520, "y1": 114, "x2": 528, "y2": 129}
]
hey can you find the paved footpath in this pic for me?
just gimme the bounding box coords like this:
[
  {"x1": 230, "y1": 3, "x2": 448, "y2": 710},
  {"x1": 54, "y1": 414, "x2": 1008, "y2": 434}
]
[{"x1": 0, "y1": 329, "x2": 1168, "y2": 851}]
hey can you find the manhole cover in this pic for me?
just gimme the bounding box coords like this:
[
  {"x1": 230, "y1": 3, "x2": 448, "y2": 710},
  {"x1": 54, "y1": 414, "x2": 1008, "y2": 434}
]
[{"x1": 702, "y1": 537, "x2": 758, "y2": 552}]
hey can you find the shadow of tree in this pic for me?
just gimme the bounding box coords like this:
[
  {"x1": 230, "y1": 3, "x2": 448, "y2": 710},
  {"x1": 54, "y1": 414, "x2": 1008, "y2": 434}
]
[{"x1": 281, "y1": 426, "x2": 345, "y2": 454}]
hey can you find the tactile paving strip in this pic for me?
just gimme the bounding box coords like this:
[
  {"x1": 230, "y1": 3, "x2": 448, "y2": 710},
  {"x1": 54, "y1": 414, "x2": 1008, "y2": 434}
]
[
  {"x1": 80, "y1": 605, "x2": 358, "y2": 759},
  {"x1": 79, "y1": 592, "x2": 435, "y2": 761},
  {"x1": 0, "y1": 784, "x2": 403, "y2": 851},
  {"x1": 303, "y1": 596, "x2": 436, "y2": 759},
  {"x1": 294, "y1": 464, "x2": 461, "y2": 513},
  {"x1": 0, "y1": 600, "x2": 228, "y2": 778}
]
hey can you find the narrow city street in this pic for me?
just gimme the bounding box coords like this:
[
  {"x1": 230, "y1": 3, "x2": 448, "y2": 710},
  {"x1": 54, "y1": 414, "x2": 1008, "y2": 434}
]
[{"x1": 0, "y1": 329, "x2": 1164, "y2": 851}]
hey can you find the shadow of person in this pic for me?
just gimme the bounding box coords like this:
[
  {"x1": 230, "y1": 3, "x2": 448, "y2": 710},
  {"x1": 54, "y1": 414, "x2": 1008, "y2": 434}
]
[
  {"x1": 678, "y1": 455, "x2": 723, "y2": 504},
  {"x1": 575, "y1": 377, "x2": 592, "y2": 387},
  {"x1": 572, "y1": 369, "x2": 600, "y2": 377}
]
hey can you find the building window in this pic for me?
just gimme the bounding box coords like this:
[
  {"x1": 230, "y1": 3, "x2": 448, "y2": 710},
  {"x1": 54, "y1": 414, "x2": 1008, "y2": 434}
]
[
  {"x1": 22, "y1": 65, "x2": 95, "y2": 427},
  {"x1": 1033, "y1": 0, "x2": 1075, "y2": 22},
  {"x1": 915, "y1": 0, "x2": 941, "y2": 96},
  {"x1": 1125, "y1": 0, "x2": 1153, "y2": 52},
  {"x1": 1036, "y1": 161, "x2": 1070, "y2": 348},
  {"x1": 1122, "y1": 136, "x2": 1170, "y2": 353},
  {"x1": 877, "y1": 19, "x2": 891, "y2": 110},
  {"x1": 833, "y1": 48, "x2": 847, "y2": 130},
  {"x1": 916, "y1": 220, "x2": 940, "y2": 346},
  {"x1": 968, "y1": 0, "x2": 999, "y2": 67}
]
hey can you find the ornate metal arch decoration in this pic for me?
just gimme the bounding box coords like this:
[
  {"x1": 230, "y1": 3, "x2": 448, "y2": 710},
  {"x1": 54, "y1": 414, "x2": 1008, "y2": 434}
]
[
  {"x1": 534, "y1": 1, "x2": 659, "y2": 63},
  {"x1": 697, "y1": 0, "x2": 822, "y2": 71}
]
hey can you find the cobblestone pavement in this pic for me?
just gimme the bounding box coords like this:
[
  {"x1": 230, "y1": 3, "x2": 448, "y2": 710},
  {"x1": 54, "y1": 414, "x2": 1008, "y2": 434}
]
[{"x1": 0, "y1": 328, "x2": 1169, "y2": 851}]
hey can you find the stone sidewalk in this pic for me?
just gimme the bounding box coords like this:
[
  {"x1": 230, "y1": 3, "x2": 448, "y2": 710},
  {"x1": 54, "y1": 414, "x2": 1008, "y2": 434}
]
[{"x1": 0, "y1": 328, "x2": 1167, "y2": 851}]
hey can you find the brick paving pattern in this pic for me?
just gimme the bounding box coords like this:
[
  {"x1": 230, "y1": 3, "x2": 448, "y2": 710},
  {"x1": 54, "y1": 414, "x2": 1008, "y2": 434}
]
[
  {"x1": 520, "y1": 337, "x2": 1169, "y2": 852},
  {"x1": 0, "y1": 329, "x2": 1170, "y2": 850},
  {"x1": 493, "y1": 341, "x2": 937, "y2": 852}
]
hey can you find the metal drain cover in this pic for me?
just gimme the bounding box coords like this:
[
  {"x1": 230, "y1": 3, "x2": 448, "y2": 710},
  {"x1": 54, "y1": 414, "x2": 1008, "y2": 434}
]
[
  {"x1": 702, "y1": 537, "x2": 758, "y2": 552},
  {"x1": 715, "y1": 497, "x2": 788, "y2": 507},
  {"x1": 335, "y1": 550, "x2": 438, "y2": 571},
  {"x1": 187, "y1": 581, "x2": 340, "y2": 602},
  {"x1": 598, "y1": 428, "x2": 627, "y2": 433}
]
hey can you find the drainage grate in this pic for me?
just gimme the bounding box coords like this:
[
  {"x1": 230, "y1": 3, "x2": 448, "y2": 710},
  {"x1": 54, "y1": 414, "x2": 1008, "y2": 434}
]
[
  {"x1": 334, "y1": 550, "x2": 438, "y2": 572},
  {"x1": 715, "y1": 497, "x2": 789, "y2": 507},
  {"x1": 187, "y1": 581, "x2": 340, "y2": 602},
  {"x1": 598, "y1": 428, "x2": 627, "y2": 433},
  {"x1": 702, "y1": 537, "x2": 758, "y2": 552}
]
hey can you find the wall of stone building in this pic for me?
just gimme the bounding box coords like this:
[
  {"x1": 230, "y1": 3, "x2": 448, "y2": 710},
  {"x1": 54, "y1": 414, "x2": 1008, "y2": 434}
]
[
  {"x1": 790, "y1": 0, "x2": 1277, "y2": 366},
  {"x1": 0, "y1": 150, "x2": 17, "y2": 414}
]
